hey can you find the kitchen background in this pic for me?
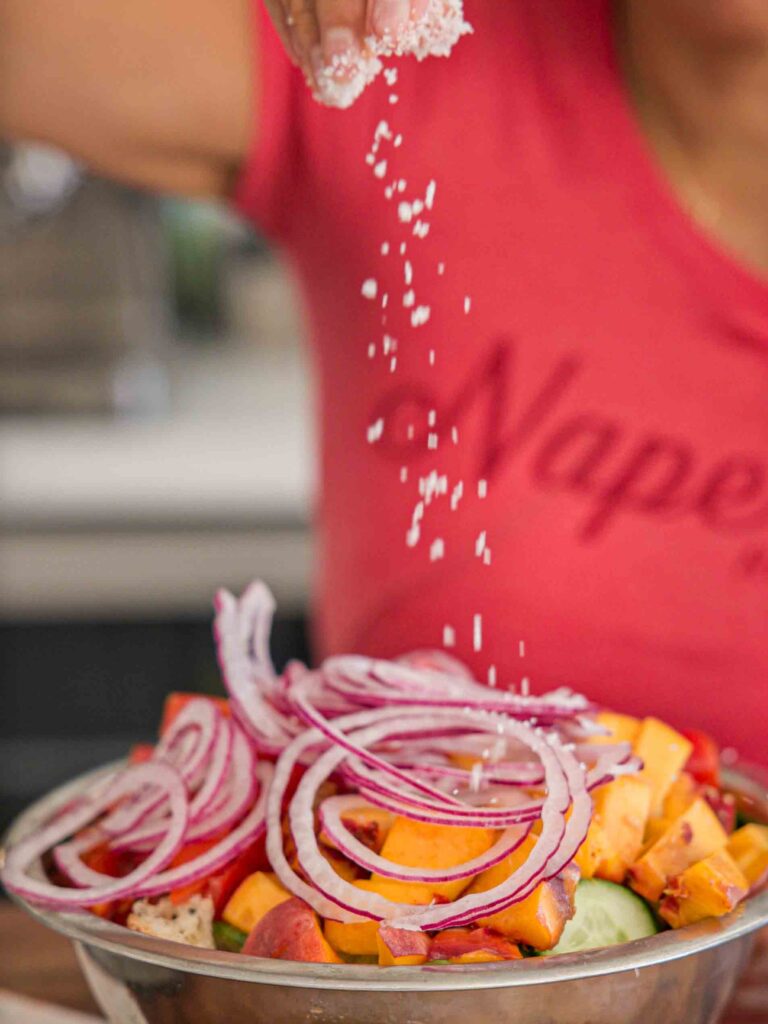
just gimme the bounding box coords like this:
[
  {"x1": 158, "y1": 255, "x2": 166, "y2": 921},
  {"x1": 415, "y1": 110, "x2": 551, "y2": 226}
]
[{"x1": 0, "y1": 143, "x2": 314, "y2": 834}]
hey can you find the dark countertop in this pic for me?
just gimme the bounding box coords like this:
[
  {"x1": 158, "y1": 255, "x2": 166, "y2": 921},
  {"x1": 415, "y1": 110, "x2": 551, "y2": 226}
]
[{"x1": 0, "y1": 902, "x2": 766, "y2": 1022}]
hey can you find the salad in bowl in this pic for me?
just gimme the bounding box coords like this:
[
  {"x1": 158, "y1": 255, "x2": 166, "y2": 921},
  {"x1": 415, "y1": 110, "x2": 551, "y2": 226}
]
[{"x1": 3, "y1": 581, "x2": 767, "y2": 969}]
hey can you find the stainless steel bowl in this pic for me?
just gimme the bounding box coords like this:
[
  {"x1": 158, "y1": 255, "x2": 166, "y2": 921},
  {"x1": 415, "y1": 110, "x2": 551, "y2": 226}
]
[{"x1": 4, "y1": 763, "x2": 768, "y2": 1024}]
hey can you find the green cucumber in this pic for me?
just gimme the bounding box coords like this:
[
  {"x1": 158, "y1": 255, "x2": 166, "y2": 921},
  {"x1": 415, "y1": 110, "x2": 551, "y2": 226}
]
[
  {"x1": 213, "y1": 920, "x2": 248, "y2": 953},
  {"x1": 544, "y1": 879, "x2": 658, "y2": 956}
]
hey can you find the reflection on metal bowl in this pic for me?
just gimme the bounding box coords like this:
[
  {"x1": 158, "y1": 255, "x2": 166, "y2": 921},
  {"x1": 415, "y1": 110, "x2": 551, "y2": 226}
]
[{"x1": 4, "y1": 763, "x2": 768, "y2": 1024}]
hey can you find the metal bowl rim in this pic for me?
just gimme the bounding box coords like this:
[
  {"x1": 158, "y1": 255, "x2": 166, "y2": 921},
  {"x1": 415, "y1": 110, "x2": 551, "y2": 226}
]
[{"x1": 4, "y1": 760, "x2": 768, "y2": 993}]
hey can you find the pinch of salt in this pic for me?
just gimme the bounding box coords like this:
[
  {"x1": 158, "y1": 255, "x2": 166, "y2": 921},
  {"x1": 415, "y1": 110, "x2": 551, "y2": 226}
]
[
  {"x1": 361, "y1": 279, "x2": 378, "y2": 299},
  {"x1": 430, "y1": 538, "x2": 445, "y2": 562},
  {"x1": 367, "y1": 418, "x2": 385, "y2": 443},
  {"x1": 411, "y1": 305, "x2": 431, "y2": 327}
]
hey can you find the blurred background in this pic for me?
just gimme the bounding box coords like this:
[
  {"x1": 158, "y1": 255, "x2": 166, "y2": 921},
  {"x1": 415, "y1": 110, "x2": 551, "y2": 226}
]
[{"x1": 0, "y1": 143, "x2": 314, "y2": 834}]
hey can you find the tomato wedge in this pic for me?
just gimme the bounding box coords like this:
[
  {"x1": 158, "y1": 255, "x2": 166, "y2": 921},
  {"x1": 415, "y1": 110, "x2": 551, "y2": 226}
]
[{"x1": 681, "y1": 728, "x2": 721, "y2": 788}]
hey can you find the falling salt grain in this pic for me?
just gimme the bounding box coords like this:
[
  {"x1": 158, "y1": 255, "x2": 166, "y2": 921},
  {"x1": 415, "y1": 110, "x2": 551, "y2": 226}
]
[
  {"x1": 427, "y1": 432, "x2": 438, "y2": 450},
  {"x1": 385, "y1": 186, "x2": 394, "y2": 200},
  {"x1": 367, "y1": 418, "x2": 384, "y2": 443},
  {"x1": 430, "y1": 538, "x2": 445, "y2": 562},
  {"x1": 464, "y1": 296, "x2": 472, "y2": 314},
  {"x1": 404, "y1": 260, "x2": 413, "y2": 286},
  {"x1": 521, "y1": 677, "x2": 531, "y2": 697},
  {"x1": 394, "y1": 134, "x2": 403, "y2": 147},
  {"x1": 361, "y1": 279, "x2": 378, "y2": 300},
  {"x1": 390, "y1": 357, "x2": 397, "y2": 372},
  {"x1": 429, "y1": 349, "x2": 436, "y2": 366},
  {"x1": 478, "y1": 479, "x2": 488, "y2": 499},
  {"x1": 374, "y1": 160, "x2": 388, "y2": 179},
  {"x1": 381, "y1": 242, "x2": 390, "y2": 255},
  {"x1": 367, "y1": 343, "x2": 376, "y2": 359},
  {"x1": 397, "y1": 180, "x2": 407, "y2": 193},
  {"x1": 400, "y1": 242, "x2": 407, "y2": 254},
  {"x1": 437, "y1": 262, "x2": 446, "y2": 275},
  {"x1": 384, "y1": 67, "x2": 399, "y2": 86},
  {"x1": 475, "y1": 531, "x2": 487, "y2": 557},
  {"x1": 389, "y1": 94, "x2": 399, "y2": 104},
  {"x1": 443, "y1": 625, "x2": 456, "y2": 648},
  {"x1": 365, "y1": 154, "x2": 375, "y2": 166},
  {"x1": 450, "y1": 481, "x2": 464, "y2": 511},
  {"x1": 425, "y1": 180, "x2": 437, "y2": 210},
  {"x1": 398, "y1": 202, "x2": 413, "y2": 223},
  {"x1": 473, "y1": 614, "x2": 483, "y2": 653},
  {"x1": 519, "y1": 640, "x2": 526, "y2": 658},
  {"x1": 411, "y1": 305, "x2": 431, "y2": 327},
  {"x1": 407, "y1": 424, "x2": 415, "y2": 440},
  {"x1": 403, "y1": 290, "x2": 415, "y2": 308},
  {"x1": 488, "y1": 665, "x2": 498, "y2": 688},
  {"x1": 451, "y1": 426, "x2": 459, "y2": 444},
  {"x1": 483, "y1": 549, "x2": 492, "y2": 565}
]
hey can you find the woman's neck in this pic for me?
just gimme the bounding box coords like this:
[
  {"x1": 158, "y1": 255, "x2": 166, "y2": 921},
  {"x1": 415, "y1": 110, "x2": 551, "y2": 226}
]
[{"x1": 618, "y1": 0, "x2": 768, "y2": 273}]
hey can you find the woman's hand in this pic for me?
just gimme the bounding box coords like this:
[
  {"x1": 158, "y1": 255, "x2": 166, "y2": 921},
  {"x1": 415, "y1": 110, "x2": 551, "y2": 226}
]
[{"x1": 263, "y1": 0, "x2": 430, "y2": 86}]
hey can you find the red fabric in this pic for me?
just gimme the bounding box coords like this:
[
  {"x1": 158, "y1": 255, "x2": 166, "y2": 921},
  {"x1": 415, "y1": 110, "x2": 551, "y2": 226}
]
[{"x1": 234, "y1": 0, "x2": 768, "y2": 762}]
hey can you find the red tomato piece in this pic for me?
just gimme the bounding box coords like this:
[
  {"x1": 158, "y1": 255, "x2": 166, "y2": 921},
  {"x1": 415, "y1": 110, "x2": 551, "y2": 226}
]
[
  {"x1": 128, "y1": 743, "x2": 155, "y2": 765},
  {"x1": 681, "y1": 728, "x2": 721, "y2": 788},
  {"x1": 168, "y1": 834, "x2": 269, "y2": 914}
]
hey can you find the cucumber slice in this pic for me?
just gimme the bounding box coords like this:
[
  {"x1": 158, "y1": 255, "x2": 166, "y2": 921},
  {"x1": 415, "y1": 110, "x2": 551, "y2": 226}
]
[
  {"x1": 544, "y1": 879, "x2": 658, "y2": 956},
  {"x1": 213, "y1": 921, "x2": 248, "y2": 953}
]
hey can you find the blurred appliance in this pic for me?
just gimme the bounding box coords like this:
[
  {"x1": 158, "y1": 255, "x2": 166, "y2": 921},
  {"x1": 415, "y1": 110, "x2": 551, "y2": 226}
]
[{"x1": 0, "y1": 144, "x2": 172, "y2": 415}]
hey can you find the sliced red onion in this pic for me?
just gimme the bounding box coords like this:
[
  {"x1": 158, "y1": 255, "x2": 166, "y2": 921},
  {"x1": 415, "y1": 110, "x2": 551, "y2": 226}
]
[
  {"x1": 319, "y1": 794, "x2": 532, "y2": 882},
  {"x1": 4, "y1": 763, "x2": 188, "y2": 909}
]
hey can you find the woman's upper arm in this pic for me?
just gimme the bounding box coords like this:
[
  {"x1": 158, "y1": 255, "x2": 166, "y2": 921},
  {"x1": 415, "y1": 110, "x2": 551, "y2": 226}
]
[{"x1": 0, "y1": 0, "x2": 257, "y2": 197}]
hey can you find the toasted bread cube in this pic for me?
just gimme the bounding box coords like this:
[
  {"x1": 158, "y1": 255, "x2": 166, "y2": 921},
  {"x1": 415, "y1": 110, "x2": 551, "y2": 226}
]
[
  {"x1": 659, "y1": 851, "x2": 749, "y2": 928},
  {"x1": 373, "y1": 817, "x2": 497, "y2": 900},
  {"x1": 222, "y1": 871, "x2": 292, "y2": 935},
  {"x1": 628, "y1": 797, "x2": 728, "y2": 902},
  {"x1": 633, "y1": 718, "x2": 693, "y2": 817},
  {"x1": 727, "y1": 824, "x2": 768, "y2": 889}
]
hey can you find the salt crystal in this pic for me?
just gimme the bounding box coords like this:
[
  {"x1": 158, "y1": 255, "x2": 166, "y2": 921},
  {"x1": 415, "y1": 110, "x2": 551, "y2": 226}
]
[
  {"x1": 425, "y1": 180, "x2": 437, "y2": 209},
  {"x1": 427, "y1": 432, "x2": 438, "y2": 450},
  {"x1": 519, "y1": 641, "x2": 526, "y2": 658},
  {"x1": 367, "y1": 343, "x2": 376, "y2": 359},
  {"x1": 365, "y1": 154, "x2": 375, "y2": 166},
  {"x1": 397, "y1": 180, "x2": 407, "y2": 193},
  {"x1": 383, "y1": 334, "x2": 397, "y2": 354},
  {"x1": 473, "y1": 614, "x2": 483, "y2": 653},
  {"x1": 361, "y1": 278, "x2": 378, "y2": 300},
  {"x1": 428, "y1": 349, "x2": 436, "y2": 366},
  {"x1": 403, "y1": 290, "x2": 415, "y2": 308},
  {"x1": 488, "y1": 665, "x2": 498, "y2": 688},
  {"x1": 477, "y1": 479, "x2": 488, "y2": 499},
  {"x1": 450, "y1": 481, "x2": 464, "y2": 510},
  {"x1": 390, "y1": 356, "x2": 397, "y2": 372},
  {"x1": 385, "y1": 186, "x2": 394, "y2": 200},
  {"x1": 406, "y1": 524, "x2": 421, "y2": 548},
  {"x1": 427, "y1": 409, "x2": 436, "y2": 427},
  {"x1": 381, "y1": 242, "x2": 390, "y2": 255},
  {"x1": 394, "y1": 134, "x2": 403, "y2": 147},
  {"x1": 411, "y1": 305, "x2": 431, "y2": 327},
  {"x1": 413, "y1": 221, "x2": 431, "y2": 238},
  {"x1": 437, "y1": 262, "x2": 446, "y2": 275},
  {"x1": 407, "y1": 424, "x2": 415, "y2": 440},
  {"x1": 443, "y1": 625, "x2": 456, "y2": 648},
  {"x1": 521, "y1": 677, "x2": 530, "y2": 697},
  {"x1": 374, "y1": 120, "x2": 392, "y2": 143},
  {"x1": 367, "y1": 418, "x2": 384, "y2": 443},
  {"x1": 412, "y1": 200, "x2": 424, "y2": 215},
  {"x1": 398, "y1": 201, "x2": 413, "y2": 223},
  {"x1": 384, "y1": 67, "x2": 399, "y2": 86},
  {"x1": 430, "y1": 538, "x2": 445, "y2": 562},
  {"x1": 400, "y1": 466, "x2": 408, "y2": 483},
  {"x1": 404, "y1": 260, "x2": 413, "y2": 285},
  {"x1": 464, "y1": 296, "x2": 472, "y2": 314},
  {"x1": 382, "y1": 293, "x2": 389, "y2": 309},
  {"x1": 374, "y1": 160, "x2": 388, "y2": 179},
  {"x1": 389, "y1": 94, "x2": 399, "y2": 104},
  {"x1": 451, "y1": 426, "x2": 459, "y2": 444},
  {"x1": 483, "y1": 549, "x2": 492, "y2": 565},
  {"x1": 400, "y1": 242, "x2": 407, "y2": 255},
  {"x1": 475, "y1": 531, "x2": 487, "y2": 557}
]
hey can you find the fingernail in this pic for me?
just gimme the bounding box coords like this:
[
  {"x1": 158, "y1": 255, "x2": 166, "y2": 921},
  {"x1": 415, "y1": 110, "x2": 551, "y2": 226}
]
[
  {"x1": 371, "y1": 0, "x2": 410, "y2": 38},
  {"x1": 322, "y1": 26, "x2": 359, "y2": 67}
]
